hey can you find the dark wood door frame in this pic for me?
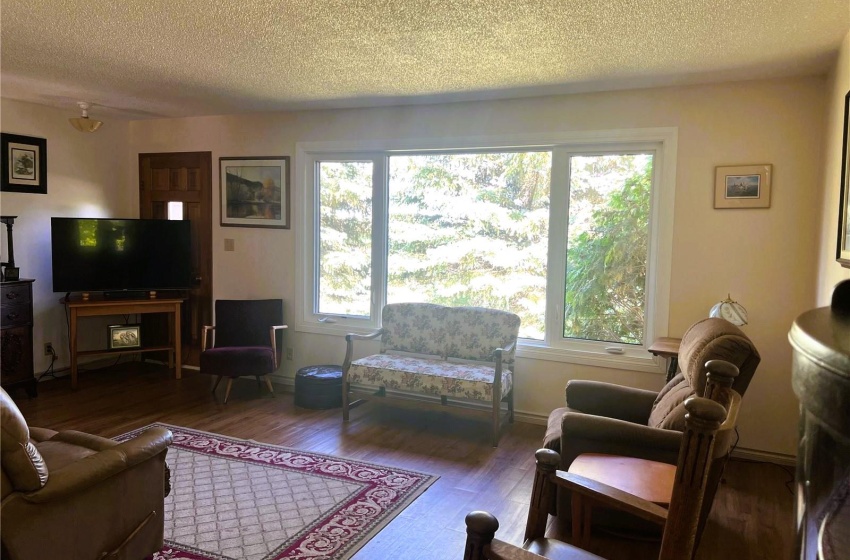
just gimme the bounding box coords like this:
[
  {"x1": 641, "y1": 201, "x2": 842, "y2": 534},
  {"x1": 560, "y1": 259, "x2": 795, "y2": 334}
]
[{"x1": 139, "y1": 151, "x2": 213, "y2": 367}]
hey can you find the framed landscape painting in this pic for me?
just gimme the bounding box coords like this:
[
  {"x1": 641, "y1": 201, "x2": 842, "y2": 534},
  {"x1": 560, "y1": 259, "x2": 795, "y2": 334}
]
[
  {"x1": 1, "y1": 133, "x2": 47, "y2": 194},
  {"x1": 838, "y1": 91, "x2": 850, "y2": 268},
  {"x1": 219, "y1": 156, "x2": 290, "y2": 229},
  {"x1": 714, "y1": 164, "x2": 772, "y2": 209}
]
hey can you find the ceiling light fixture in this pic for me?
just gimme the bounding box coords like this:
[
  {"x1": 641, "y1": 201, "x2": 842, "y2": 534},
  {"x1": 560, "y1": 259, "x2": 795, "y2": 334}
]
[{"x1": 68, "y1": 102, "x2": 103, "y2": 133}]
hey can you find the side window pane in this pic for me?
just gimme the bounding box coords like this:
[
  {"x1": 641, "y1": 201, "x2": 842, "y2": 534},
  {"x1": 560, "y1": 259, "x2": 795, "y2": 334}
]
[
  {"x1": 387, "y1": 152, "x2": 551, "y2": 340},
  {"x1": 564, "y1": 154, "x2": 653, "y2": 344},
  {"x1": 317, "y1": 161, "x2": 373, "y2": 317}
]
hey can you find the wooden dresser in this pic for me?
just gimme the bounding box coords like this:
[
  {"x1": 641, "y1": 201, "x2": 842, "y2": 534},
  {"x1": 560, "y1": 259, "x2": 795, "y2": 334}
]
[{"x1": 0, "y1": 279, "x2": 36, "y2": 397}]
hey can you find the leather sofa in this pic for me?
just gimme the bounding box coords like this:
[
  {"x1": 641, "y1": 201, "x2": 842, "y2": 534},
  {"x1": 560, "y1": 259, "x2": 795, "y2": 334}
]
[{"x1": 0, "y1": 388, "x2": 172, "y2": 560}]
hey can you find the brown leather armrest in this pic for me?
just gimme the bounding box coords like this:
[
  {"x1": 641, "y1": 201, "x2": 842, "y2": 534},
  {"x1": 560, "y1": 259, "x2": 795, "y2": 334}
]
[
  {"x1": 28, "y1": 427, "x2": 58, "y2": 443},
  {"x1": 565, "y1": 380, "x2": 658, "y2": 423},
  {"x1": 51, "y1": 430, "x2": 118, "y2": 452},
  {"x1": 23, "y1": 427, "x2": 172, "y2": 503}
]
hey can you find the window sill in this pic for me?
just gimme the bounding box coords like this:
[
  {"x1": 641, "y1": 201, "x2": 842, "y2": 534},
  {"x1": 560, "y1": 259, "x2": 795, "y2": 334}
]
[{"x1": 296, "y1": 320, "x2": 667, "y2": 375}]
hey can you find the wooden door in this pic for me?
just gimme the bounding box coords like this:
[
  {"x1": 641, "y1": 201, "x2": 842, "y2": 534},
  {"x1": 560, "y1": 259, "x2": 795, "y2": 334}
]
[{"x1": 139, "y1": 152, "x2": 212, "y2": 367}]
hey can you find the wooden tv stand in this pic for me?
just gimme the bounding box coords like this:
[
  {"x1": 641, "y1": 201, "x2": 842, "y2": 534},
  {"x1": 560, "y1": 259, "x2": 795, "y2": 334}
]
[{"x1": 61, "y1": 294, "x2": 183, "y2": 389}]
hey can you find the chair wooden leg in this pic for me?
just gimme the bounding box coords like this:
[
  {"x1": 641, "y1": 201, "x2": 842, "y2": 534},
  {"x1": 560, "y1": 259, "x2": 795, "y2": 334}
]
[
  {"x1": 524, "y1": 449, "x2": 560, "y2": 542},
  {"x1": 223, "y1": 378, "x2": 234, "y2": 404},
  {"x1": 342, "y1": 381, "x2": 350, "y2": 422},
  {"x1": 212, "y1": 376, "x2": 223, "y2": 394},
  {"x1": 492, "y1": 395, "x2": 501, "y2": 447},
  {"x1": 263, "y1": 375, "x2": 275, "y2": 396},
  {"x1": 571, "y1": 493, "x2": 584, "y2": 546},
  {"x1": 255, "y1": 376, "x2": 262, "y2": 391},
  {"x1": 570, "y1": 492, "x2": 593, "y2": 549}
]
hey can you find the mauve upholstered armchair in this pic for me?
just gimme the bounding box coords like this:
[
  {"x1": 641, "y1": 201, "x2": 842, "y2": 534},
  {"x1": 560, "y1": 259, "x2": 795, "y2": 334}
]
[{"x1": 199, "y1": 299, "x2": 286, "y2": 403}]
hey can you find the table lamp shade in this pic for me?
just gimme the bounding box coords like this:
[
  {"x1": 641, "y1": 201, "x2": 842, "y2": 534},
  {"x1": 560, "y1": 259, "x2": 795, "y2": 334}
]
[{"x1": 709, "y1": 295, "x2": 748, "y2": 326}]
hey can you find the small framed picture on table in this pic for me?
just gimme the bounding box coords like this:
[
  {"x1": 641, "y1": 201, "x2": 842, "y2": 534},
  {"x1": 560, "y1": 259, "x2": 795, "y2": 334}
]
[{"x1": 108, "y1": 324, "x2": 141, "y2": 349}]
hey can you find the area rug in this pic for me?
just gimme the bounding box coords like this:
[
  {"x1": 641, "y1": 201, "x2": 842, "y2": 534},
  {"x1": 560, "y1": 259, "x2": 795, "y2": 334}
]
[{"x1": 118, "y1": 424, "x2": 438, "y2": 560}]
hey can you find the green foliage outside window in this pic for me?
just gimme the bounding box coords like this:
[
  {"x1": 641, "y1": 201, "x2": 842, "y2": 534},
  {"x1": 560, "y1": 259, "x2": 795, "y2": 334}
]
[{"x1": 564, "y1": 155, "x2": 652, "y2": 344}]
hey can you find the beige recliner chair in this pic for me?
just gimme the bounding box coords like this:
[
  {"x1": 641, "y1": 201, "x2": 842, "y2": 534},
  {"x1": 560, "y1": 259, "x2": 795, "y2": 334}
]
[
  {"x1": 543, "y1": 317, "x2": 760, "y2": 539},
  {"x1": 0, "y1": 388, "x2": 172, "y2": 560}
]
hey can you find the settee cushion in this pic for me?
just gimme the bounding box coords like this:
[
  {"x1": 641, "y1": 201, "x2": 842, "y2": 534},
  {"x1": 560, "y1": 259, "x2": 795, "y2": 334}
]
[
  {"x1": 445, "y1": 306, "x2": 520, "y2": 363},
  {"x1": 381, "y1": 303, "x2": 447, "y2": 356},
  {"x1": 348, "y1": 354, "x2": 513, "y2": 401}
]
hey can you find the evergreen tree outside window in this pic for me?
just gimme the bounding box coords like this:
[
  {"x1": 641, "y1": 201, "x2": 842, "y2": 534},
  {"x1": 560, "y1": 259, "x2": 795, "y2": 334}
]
[{"x1": 387, "y1": 152, "x2": 550, "y2": 340}]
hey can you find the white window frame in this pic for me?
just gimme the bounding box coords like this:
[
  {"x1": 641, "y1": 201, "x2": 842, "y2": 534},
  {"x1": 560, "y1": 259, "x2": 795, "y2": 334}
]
[{"x1": 295, "y1": 128, "x2": 677, "y2": 373}]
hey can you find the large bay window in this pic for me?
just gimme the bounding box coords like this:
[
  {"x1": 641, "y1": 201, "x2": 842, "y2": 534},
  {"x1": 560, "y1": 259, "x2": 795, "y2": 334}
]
[{"x1": 297, "y1": 129, "x2": 676, "y2": 372}]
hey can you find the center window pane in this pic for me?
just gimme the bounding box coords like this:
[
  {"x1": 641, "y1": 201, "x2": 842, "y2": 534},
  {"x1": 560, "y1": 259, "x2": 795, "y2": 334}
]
[{"x1": 387, "y1": 152, "x2": 551, "y2": 340}]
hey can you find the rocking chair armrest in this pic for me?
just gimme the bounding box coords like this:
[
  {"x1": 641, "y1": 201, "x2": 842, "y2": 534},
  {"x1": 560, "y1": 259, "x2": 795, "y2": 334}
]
[
  {"x1": 553, "y1": 471, "x2": 668, "y2": 526},
  {"x1": 488, "y1": 540, "x2": 547, "y2": 560}
]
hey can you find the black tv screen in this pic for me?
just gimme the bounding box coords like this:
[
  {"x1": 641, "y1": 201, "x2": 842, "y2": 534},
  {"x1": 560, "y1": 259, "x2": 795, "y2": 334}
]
[{"x1": 51, "y1": 217, "x2": 192, "y2": 293}]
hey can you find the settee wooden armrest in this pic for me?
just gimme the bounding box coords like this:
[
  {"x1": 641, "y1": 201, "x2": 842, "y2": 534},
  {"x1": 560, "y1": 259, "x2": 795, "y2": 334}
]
[{"x1": 343, "y1": 328, "x2": 387, "y2": 370}]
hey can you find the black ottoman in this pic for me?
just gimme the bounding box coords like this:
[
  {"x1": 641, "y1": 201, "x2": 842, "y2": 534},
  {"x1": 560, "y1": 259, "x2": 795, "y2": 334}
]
[{"x1": 294, "y1": 365, "x2": 343, "y2": 409}]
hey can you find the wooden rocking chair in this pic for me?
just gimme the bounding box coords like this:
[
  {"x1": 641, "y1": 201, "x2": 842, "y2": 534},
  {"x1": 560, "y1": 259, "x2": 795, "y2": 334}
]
[{"x1": 464, "y1": 359, "x2": 741, "y2": 560}]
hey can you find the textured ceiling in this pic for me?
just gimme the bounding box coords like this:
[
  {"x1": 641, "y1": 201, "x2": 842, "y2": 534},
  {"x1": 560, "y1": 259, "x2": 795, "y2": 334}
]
[{"x1": 1, "y1": 0, "x2": 848, "y2": 119}]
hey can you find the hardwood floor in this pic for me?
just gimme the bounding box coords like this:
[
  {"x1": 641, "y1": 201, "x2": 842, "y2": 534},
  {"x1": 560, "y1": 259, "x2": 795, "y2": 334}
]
[{"x1": 11, "y1": 362, "x2": 794, "y2": 559}]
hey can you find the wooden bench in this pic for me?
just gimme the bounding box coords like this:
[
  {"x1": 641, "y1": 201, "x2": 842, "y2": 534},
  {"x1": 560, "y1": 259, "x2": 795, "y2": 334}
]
[{"x1": 342, "y1": 303, "x2": 521, "y2": 446}]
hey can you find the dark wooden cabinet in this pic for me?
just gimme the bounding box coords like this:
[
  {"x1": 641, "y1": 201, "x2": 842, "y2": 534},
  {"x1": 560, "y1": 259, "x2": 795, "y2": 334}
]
[
  {"x1": 788, "y1": 280, "x2": 850, "y2": 560},
  {"x1": 1, "y1": 279, "x2": 36, "y2": 397}
]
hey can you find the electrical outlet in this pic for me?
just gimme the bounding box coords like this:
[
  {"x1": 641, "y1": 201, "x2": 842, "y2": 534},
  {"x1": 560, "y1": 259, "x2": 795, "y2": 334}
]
[
  {"x1": 285, "y1": 347, "x2": 294, "y2": 361},
  {"x1": 43, "y1": 342, "x2": 54, "y2": 356}
]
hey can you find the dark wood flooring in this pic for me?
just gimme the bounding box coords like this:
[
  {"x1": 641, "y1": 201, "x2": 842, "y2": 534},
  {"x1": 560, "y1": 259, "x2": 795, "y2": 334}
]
[{"x1": 11, "y1": 362, "x2": 794, "y2": 559}]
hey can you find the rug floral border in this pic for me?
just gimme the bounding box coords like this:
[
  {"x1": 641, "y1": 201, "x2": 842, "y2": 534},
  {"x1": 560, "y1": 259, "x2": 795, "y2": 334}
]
[{"x1": 119, "y1": 424, "x2": 438, "y2": 560}]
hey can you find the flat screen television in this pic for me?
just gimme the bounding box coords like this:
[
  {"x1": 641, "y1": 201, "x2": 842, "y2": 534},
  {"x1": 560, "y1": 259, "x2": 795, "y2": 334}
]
[{"x1": 51, "y1": 217, "x2": 192, "y2": 294}]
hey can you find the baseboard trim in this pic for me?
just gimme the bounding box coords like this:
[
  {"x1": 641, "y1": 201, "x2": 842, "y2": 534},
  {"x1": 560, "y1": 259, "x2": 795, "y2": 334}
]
[
  {"x1": 731, "y1": 447, "x2": 796, "y2": 466},
  {"x1": 513, "y1": 411, "x2": 548, "y2": 425}
]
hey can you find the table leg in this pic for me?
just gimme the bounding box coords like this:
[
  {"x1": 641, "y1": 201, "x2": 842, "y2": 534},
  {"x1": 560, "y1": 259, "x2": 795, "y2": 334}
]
[
  {"x1": 70, "y1": 308, "x2": 78, "y2": 389},
  {"x1": 174, "y1": 303, "x2": 182, "y2": 379},
  {"x1": 665, "y1": 357, "x2": 679, "y2": 383}
]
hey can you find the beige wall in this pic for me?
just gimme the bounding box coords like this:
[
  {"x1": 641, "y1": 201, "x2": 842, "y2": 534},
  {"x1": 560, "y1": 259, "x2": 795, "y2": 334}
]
[
  {"x1": 127, "y1": 76, "x2": 826, "y2": 457},
  {"x1": 0, "y1": 98, "x2": 132, "y2": 374},
  {"x1": 817, "y1": 30, "x2": 850, "y2": 303}
]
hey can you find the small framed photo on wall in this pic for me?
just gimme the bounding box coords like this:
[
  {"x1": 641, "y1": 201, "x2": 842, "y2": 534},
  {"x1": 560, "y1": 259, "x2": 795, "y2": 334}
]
[
  {"x1": 1, "y1": 133, "x2": 47, "y2": 194},
  {"x1": 714, "y1": 164, "x2": 772, "y2": 209}
]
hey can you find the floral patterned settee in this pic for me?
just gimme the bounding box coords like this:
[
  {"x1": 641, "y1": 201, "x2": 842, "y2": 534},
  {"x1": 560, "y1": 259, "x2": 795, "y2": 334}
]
[{"x1": 342, "y1": 303, "x2": 521, "y2": 446}]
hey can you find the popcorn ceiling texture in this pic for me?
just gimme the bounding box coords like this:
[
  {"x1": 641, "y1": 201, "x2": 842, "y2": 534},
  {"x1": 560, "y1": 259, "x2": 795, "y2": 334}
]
[{"x1": 1, "y1": 0, "x2": 848, "y2": 118}]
